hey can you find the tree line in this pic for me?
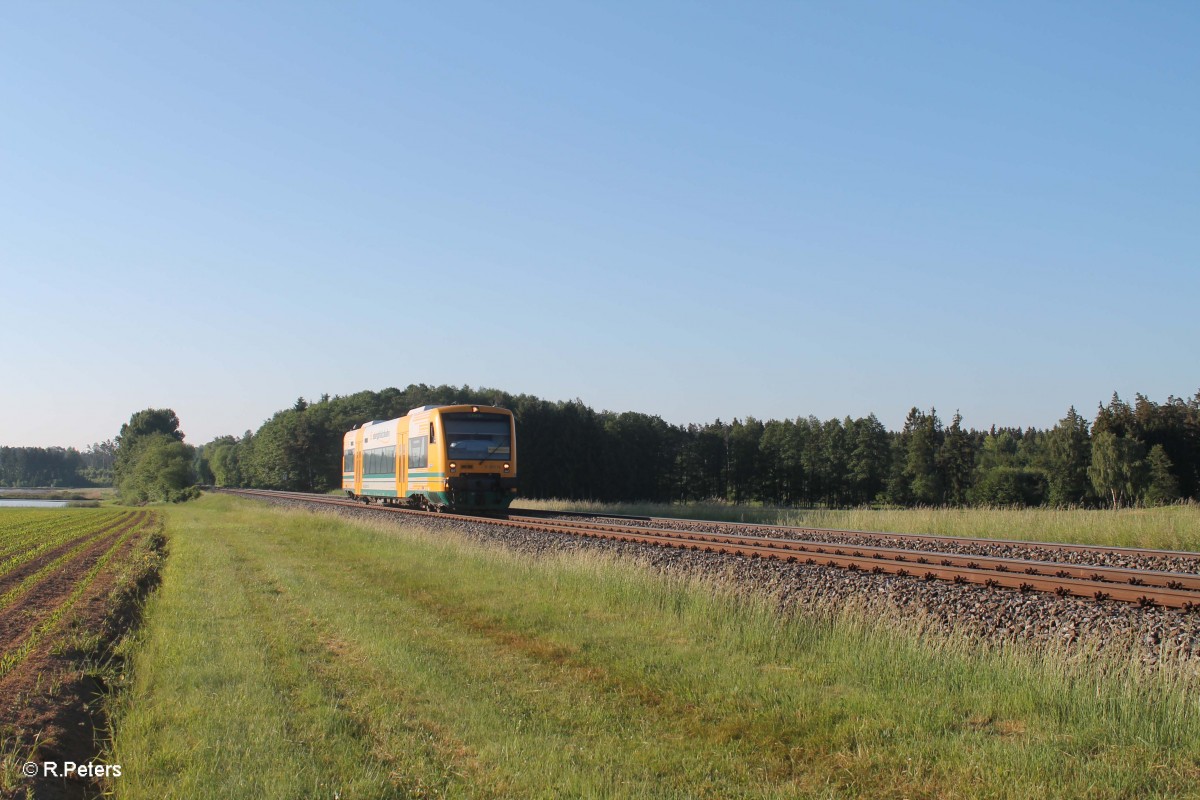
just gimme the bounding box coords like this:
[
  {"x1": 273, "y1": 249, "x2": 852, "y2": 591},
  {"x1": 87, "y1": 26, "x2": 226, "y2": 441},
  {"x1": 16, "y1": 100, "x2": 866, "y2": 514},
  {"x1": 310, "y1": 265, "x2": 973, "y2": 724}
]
[
  {"x1": 2, "y1": 411, "x2": 200, "y2": 501},
  {"x1": 0, "y1": 442, "x2": 117, "y2": 487},
  {"x1": 195, "y1": 385, "x2": 1200, "y2": 509}
]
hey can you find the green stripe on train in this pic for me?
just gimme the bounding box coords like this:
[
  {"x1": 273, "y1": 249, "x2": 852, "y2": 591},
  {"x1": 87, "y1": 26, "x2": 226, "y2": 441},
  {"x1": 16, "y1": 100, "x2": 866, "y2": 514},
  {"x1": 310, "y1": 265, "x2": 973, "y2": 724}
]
[{"x1": 356, "y1": 471, "x2": 447, "y2": 479}]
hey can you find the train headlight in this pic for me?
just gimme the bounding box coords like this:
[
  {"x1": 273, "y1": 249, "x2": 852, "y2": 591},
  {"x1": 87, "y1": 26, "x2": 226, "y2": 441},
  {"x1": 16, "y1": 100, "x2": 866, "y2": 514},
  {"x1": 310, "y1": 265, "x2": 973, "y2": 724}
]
[
  {"x1": 450, "y1": 462, "x2": 457, "y2": 471},
  {"x1": 503, "y1": 463, "x2": 510, "y2": 471}
]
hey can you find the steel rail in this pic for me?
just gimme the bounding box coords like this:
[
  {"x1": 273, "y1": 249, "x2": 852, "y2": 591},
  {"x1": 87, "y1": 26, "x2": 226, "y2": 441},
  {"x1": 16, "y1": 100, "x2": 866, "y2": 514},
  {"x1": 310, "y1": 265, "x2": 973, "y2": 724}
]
[
  {"x1": 217, "y1": 488, "x2": 1200, "y2": 610},
  {"x1": 510, "y1": 508, "x2": 1200, "y2": 562},
  {"x1": 505, "y1": 514, "x2": 1200, "y2": 592}
]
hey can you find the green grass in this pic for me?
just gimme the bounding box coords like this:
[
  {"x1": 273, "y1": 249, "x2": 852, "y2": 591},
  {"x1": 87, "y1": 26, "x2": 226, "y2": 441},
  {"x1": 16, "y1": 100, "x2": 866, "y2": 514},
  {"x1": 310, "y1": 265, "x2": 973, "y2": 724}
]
[
  {"x1": 515, "y1": 499, "x2": 1200, "y2": 551},
  {"x1": 108, "y1": 495, "x2": 1200, "y2": 799}
]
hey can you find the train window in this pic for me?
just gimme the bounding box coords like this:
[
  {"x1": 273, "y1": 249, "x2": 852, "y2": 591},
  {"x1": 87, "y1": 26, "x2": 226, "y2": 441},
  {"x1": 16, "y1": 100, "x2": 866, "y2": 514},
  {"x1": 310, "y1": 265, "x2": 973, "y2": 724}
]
[
  {"x1": 409, "y1": 436, "x2": 428, "y2": 470},
  {"x1": 429, "y1": 422, "x2": 436, "y2": 444},
  {"x1": 443, "y1": 413, "x2": 511, "y2": 461},
  {"x1": 343, "y1": 450, "x2": 354, "y2": 472},
  {"x1": 364, "y1": 446, "x2": 397, "y2": 476}
]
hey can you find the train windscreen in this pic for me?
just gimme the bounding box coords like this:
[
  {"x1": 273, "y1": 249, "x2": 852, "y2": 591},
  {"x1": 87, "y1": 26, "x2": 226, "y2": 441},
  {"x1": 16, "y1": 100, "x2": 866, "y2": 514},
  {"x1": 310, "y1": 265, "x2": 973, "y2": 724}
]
[{"x1": 443, "y1": 414, "x2": 512, "y2": 461}]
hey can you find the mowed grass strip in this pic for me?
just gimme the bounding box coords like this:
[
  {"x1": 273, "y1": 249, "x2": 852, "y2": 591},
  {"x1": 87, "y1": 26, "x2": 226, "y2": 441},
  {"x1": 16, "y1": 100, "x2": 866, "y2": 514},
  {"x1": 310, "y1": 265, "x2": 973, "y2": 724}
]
[
  {"x1": 111, "y1": 496, "x2": 1200, "y2": 799},
  {"x1": 518, "y1": 499, "x2": 1200, "y2": 551},
  {"x1": 224, "y1": 519, "x2": 790, "y2": 797}
]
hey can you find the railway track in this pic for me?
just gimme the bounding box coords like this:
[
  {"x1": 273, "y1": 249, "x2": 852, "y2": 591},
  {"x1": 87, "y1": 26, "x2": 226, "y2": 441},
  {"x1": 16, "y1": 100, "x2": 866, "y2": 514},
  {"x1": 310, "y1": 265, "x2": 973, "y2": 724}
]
[
  {"x1": 510, "y1": 507, "x2": 1200, "y2": 562},
  {"x1": 218, "y1": 488, "x2": 1200, "y2": 611}
]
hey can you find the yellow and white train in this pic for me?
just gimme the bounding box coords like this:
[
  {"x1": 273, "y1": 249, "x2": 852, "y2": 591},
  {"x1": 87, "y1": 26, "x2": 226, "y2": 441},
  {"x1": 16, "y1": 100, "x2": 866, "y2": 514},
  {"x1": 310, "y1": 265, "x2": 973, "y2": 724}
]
[{"x1": 343, "y1": 404, "x2": 518, "y2": 510}]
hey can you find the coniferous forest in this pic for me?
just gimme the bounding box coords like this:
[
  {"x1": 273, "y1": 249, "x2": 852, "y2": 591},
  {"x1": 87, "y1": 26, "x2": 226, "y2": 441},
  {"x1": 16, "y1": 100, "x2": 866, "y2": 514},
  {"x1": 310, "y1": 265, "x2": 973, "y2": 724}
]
[
  {"x1": 0, "y1": 442, "x2": 115, "y2": 487},
  {"x1": 194, "y1": 385, "x2": 1200, "y2": 509}
]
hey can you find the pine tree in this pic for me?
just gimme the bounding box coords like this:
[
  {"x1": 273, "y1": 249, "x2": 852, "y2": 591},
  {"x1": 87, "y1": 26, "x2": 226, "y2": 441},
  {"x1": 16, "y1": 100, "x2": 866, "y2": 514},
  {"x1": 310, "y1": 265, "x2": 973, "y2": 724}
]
[
  {"x1": 847, "y1": 415, "x2": 889, "y2": 505},
  {"x1": 1045, "y1": 406, "x2": 1092, "y2": 506},
  {"x1": 937, "y1": 412, "x2": 975, "y2": 505},
  {"x1": 1143, "y1": 445, "x2": 1180, "y2": 506},
  {"x1": 903, "y1": 408, "x2": 943, "y2": 505},
  {"x1": 1093, "y1": 393, "x2": 1136, "y2": 438}
]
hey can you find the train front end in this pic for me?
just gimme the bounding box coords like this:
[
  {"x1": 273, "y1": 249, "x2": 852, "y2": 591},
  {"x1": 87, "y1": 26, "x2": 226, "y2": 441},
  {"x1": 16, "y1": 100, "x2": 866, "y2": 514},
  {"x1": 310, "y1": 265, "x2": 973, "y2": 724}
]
[{"x1": 438, "y1": 405, "x2": 518, "y2": 511}]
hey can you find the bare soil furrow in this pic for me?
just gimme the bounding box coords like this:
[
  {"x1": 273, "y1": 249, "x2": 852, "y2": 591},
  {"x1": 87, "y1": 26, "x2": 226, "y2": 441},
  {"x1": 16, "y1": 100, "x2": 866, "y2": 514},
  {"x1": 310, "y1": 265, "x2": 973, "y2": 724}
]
[
  {"x1": 0, "y1": 513, "x2": 132, "y2": 599},
  {"x1": 0, "y1": 511, "x2": 161, "y2": 800},
  {"x1": 0, "y1": 512, "x2": 145, "y2": 654}
]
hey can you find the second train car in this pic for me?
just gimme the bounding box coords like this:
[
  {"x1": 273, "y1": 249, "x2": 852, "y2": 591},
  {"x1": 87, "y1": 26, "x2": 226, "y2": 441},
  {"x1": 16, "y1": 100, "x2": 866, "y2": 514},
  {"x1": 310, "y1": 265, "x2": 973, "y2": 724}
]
[{"x1": 343, "y1": 404, "x2": 517, "y2": 511}]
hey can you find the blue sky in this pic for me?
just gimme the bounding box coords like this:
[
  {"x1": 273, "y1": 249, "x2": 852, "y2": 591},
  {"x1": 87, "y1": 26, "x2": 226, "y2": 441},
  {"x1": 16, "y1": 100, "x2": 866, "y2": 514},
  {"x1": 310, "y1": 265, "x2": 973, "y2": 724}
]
[{"x1": 2, "y1": 2, "x2": 1197, "y2": 448}]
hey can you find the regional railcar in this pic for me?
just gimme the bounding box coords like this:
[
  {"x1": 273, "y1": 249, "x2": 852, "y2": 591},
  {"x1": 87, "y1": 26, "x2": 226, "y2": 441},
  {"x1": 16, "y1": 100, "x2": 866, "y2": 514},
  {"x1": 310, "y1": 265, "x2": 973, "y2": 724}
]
[{"x1": 343, "y1": 404, "x2": 517, "y2": 510}]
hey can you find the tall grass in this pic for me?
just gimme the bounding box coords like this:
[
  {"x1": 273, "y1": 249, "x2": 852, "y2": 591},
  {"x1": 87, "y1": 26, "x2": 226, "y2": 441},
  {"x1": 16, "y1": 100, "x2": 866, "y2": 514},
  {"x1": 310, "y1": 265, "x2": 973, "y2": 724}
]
[
  {"x1": 109, "y1": 495, "x2": 1200, "y2": 799},
  {"x1": 517, "y1": 499, "x2": 1200, "y2": 550}
]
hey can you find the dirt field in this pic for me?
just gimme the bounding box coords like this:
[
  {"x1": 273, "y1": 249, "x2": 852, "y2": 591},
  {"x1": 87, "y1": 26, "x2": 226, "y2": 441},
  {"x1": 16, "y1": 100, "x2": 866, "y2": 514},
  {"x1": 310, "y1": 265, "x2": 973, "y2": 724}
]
[{"x1": 0, "y1": 509, "x2": 163, "y2": 800}]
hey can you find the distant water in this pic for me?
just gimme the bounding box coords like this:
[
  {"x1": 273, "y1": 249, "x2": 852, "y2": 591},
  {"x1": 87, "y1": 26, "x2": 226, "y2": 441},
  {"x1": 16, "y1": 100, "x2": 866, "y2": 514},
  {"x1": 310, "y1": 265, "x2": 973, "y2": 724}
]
[{"x1": 0, "y1": 499, "x2": 69, "y2": 508}]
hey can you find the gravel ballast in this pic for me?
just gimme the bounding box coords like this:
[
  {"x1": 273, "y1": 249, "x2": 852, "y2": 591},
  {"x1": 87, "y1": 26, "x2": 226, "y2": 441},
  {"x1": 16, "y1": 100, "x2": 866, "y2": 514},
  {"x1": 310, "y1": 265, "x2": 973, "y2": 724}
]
[{"x1": 514, "y1": 510, "x2": 1200, "y2": 575}]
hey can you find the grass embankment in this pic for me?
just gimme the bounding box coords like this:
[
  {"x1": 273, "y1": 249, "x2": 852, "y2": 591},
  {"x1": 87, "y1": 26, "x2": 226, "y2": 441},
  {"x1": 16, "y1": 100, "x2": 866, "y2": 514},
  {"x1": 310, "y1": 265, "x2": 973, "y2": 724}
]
[
  {"x1": 517, "y1": 499, "x2": 1200, "y2": 551},
  {"x1": 109, "y1": 495, "x2": 1200, "y2": 799}
]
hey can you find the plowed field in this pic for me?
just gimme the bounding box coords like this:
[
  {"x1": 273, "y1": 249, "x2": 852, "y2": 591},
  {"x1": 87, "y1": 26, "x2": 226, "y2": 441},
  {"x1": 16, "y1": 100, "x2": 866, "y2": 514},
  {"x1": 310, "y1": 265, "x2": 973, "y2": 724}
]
[{"x1": 0, "y1": 508, "x2": 162, "y2": 800}]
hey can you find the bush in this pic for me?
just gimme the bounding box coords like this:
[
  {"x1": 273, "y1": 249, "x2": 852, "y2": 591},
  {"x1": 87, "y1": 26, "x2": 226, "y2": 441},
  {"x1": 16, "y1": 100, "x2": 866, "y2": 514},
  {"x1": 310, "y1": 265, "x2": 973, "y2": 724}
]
[{"x1": 117, "y1": 435, "x2": 197, "y2": 504}]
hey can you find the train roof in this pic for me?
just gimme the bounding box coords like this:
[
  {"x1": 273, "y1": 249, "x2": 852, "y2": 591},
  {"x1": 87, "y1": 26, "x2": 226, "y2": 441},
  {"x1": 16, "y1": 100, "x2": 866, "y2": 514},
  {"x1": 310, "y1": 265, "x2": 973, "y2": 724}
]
[
  {"x1": 345, "y1": 404, "x2": 511, "y2": 441},
  {"x1": 351, "y1": 404, "x2": 510, "y2": 430},
  {"x1": 408, "y1": 404, "x2": 510, "y2": 416}
]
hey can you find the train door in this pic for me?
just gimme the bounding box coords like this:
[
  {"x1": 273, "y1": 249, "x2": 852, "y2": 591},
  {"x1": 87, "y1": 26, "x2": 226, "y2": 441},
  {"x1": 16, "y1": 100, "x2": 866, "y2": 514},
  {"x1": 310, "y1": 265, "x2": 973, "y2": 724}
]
[
  {"x1": 406, "y1": 414, "x2": 429, "y2": 501},
  {"x1": 354, "y1": 428, "x2": 364, "y2": 495},
  {"x1": 397, "y1": 418, "x2": 409, "y2": 502},
  {"x1": 395, "y1": 438, "x2": 404, "y2": 498},
  {"x1": 427, "y1": 418, "x2": 442, "y2": 481}
]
